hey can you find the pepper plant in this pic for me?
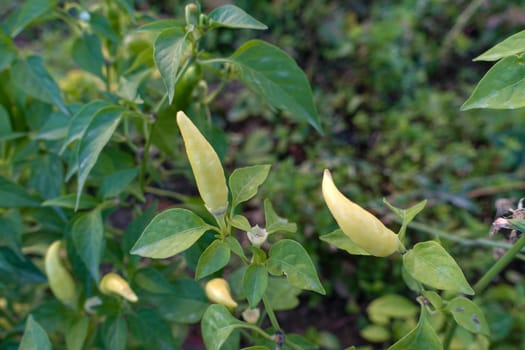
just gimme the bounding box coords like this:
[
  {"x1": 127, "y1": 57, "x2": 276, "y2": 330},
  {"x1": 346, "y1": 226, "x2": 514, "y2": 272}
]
[{"x1": 1, "y1": 0, "x2": 323, "y2": 348}]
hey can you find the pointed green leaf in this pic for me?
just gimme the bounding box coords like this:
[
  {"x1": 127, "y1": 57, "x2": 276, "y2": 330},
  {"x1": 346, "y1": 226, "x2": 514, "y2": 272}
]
[
  {"x1": 447, "y1": 297, "x2": 490, "y2": 336},
  {"x1": 320, "y1": 229, "x2": 370, "y2": 255},
  {"x1": 0, "y1": 176, "x2": 40, "y2": 208},
  {"x1": 19, "y1": 315, "x2": 52, "y2": 350},
  {"x1": 231, "y1": 214, "x2": 252, "y2": 232},
  {"x1": 225, "y1": 236, "x2": 246, "y2": 260},
  {"x1": 229, "y1": 164, "x2": 271, "y2": 208},
  {"x1": 361, "y1": 324, "x2": 390, "y2": 343},
  {"x1": 403, "y1": 241, "x2": 474, "y2": 295},
  {"x1": 154, "y1": 27, "x2": 190, "y2": 104},
  {"x1": 103, "y1": 316, "x2": 127, "y2": 350},
  {"x1": 201, "y1": 304, "x2": 248, "y2": 350},
  {"x1": 264, "y1": 199, "x2": 297, "y2": 234},
  {"x1": 264, "y1": 276, "x2": 301, "y2": 311},
  {"x1": 72, "y1": 32, "x2": 105, "y2": 78},
  {"x1": 208, "y1": 5, "x2": 267, "y2": 30},
  {"x1": 157, "y1": 278, "x2": 208, "y2": 323},
  {"x1": 242, "y1": 264, "x2": 268, "y2": 308},
  {"x1": 131, "y1": 208, "x2": 212, "y2": 259},
  {"x1": 76, "y1": 106, "x2": 123, "y2": 209},
  {"x1": 10, "y1": 0, "x2": 56, "y2": 37},
  {"x1": 384, "y1": 199, "x2": 427, "y2": 225},
  {"x1": 65, "y1": 316, "x2": 89, "y2": 350},
  {"x1": 219, "y1": 40, "x2": 322, "y2": 133},
  {"x1": 510, "y1": 218, "x2": 525, "y2": 232},
  {"x1": 0, "y1": 30, "x2": 16, "y2": 70},
  {"x1": 72, "y1": 210, "x2": 104, "y2": 282},
  {"x1": 388, "y1": 312, "x2": 442, "y2": 350},
  {"x1": 267, "y1": 239, "x2": 325, "y2": 294},
  {"x1": 195, "y1": 240, "x2": 231, "y2": 279},
  {"x1": 462, "y1": 55, "x2": 525, "y2": 110},
  {"x1": 138, "y1": 19, "x2": 183, "y2": 32},
  {"x1": 61, "y1": 100, "x2": 111, "y2": 153},
  {"x1": 123, "y1": 202, "x2": 158, "y2": 258},
  {"x1": 474, "y1": 30, "x2": 525, "y2": 61},
  {"x1": 11, "y1": 56, "x2": 68, "y2": 115},
  {"x1": 99, "y1": 168, "x2": 138, "y2": 199},
  {"x1": 128, "y1": 308, "x2": 176, "y2": 347},
  {"x1": 42, "y1": 194, "x2": 99, "y2": 210}
]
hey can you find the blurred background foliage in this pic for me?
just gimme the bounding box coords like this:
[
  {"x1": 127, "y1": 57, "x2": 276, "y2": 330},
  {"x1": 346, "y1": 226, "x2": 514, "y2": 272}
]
[{"x1": 2, "y1": 0, "x2": 525, "y2": 348}]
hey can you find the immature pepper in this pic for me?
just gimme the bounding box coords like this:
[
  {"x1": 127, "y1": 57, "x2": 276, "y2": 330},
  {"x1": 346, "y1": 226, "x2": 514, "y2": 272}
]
[
  {"x1": 177, "y1": 111, "x2": 229, "y2": 216},
  {"x1": 322, "y1": 169, "x2": 400, "y2": 257},
  {"x1": 45, "y1": 241, "x2": 79, "y2": 309},
  {"x1": 205, "y1": 278, "x2": 238, "y2": 309},
  {"x1": 99, "y1": 272, "x2": 138, "y2": 303}
]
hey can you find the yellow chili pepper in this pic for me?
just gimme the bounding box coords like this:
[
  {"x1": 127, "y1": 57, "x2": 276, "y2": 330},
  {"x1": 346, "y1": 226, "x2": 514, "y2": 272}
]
[
  {"x1": 44, "y1": 241, "x2": 78, "y2": 309},
  {"x1": 205, "y1": 278, "x2": 238, "y2": 309},
  {"x1": 177, "y1": 111, "x2": 229, "y2": 216},
  {"x1": 99, "y1": 272, "x2": 138, "y2": 303},
  {"x1": 322, "y1": 169, "x2": 400, "y2": 257}
]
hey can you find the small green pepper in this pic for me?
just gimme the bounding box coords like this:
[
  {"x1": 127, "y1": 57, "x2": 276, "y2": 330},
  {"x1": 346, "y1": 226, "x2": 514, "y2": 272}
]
[
  {"x1": 177, "y1": 111, "x2": 229, "y2": 216},
  {"x1": 45, "y1": 241, "x2": 78, "y2": 309},
  {"x1": 322, "y1": 169, "x2": 400, "y2": 257}
]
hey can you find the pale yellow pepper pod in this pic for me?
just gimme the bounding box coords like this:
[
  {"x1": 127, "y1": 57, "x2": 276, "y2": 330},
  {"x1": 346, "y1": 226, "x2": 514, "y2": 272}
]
[
  {"x1": 176, "y1": 111, "x2": 229, "y2": 216},
  {"x1": 205, "y1": 278, "x2": 238, "y2": 309},
  {"x1": 99, "y1": 272, "x2": 138, "y2": 303},
  {"x1": 44, "y1": 241, "x2": 79, "y2": 309},
  {"x1": 322, "y1": 169, "x2": 400, "y2": 257}
]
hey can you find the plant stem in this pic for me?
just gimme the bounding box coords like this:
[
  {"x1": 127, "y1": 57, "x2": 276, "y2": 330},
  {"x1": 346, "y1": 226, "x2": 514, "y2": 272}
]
[
  {"x1": 473, "y1": 233, "x2": 525, "y2": 294},
  {"x1": 262, "y1": 295, "x2": 281, "y2": 331},
  {"x1": 443, "y1": 233, "x2": 525, "y2": 350}
]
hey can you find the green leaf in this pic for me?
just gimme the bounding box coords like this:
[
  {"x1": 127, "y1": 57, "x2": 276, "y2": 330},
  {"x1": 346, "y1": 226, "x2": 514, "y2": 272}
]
[
  {"x1": 242, "y1": 264, "x2": 268, "y2": 308},
  {"x1": 220, "y1": 40, "x2": 322, "y2": 133},
  {"x1": 29, "y1": 154, "x2": 63, "y2": 200},
  {"x1": 99, "y1": 168, "x2": 138, "y2": 199},
  {"x1": 10, "y1": 0, "x2": 56, "y2": 37},
  {"x1": 403, "y1": 241, "x2": 474, "y2": 295},
  {"x1": 201, "y1": 304, "x2": 248, "y2": 350},
  {"x1": 462, "y1": 55, "x2": 525, "y2": 110},
  {"x1": 384, "y1": 199, "x2": 427, "y2": 226},
  {"x1": 242, "y1": 347, "x2": 270, "y2": 350},
  {"x1": 474, "y1": 30, "x2": 525, "y2": 61},
  {"x1": 138, "y1": 19, "x2": 183, "y2": 32},
  {"x1": 225, "y1": 236, "x2": 246, "y2": 260},
  {"x1": 0, "y1": 176, "x2": 40, "y2": 208},
  {"x1": 267, "y1": 239, "x2": 325, "y2": 294},
  {"x1": 0, "y1": 30, "x2": 17, "y2": 70},
  {"x1": 0, "y1": 212, "x2": 23, "y2": 257},
  {"x1": 367, "y1": 294, "x2": 419, "y2": 325},
  {"x1": 230, "y1": 214, "x2": 251, "y2": 232},
  {"x1": 229, "y1": 164, "x2": 271, "y2": 208},
  {"x1": 446, "y1": 297, "x2": 490, "y2": 336},
  {"x1": 76, "y1": 106, "x2": 123, "y2": 209},
  {"x1": 388, "y1": 311, "x2": 442, "y2": 350},
  {"x1": 122, "y1": 202, "x2": 158, "y2": 258},
  {"x1": 0, "y1": 247, "x2": 46, "y2": 284},
  {"x1": 19, "y1": 315, "x2": 52, "y2": 350},
  {"x1": 157, "y1": 278, "x2": 209, "y2": 323},
  {"x1": 319, "y1": 229, "x2": 370, "y2": 255},
  {"x1": 361, "y1": 324, "x2": 391, "y2": 343},
  {"x1": 264, "y1": 199, "x2": 297, "y2": 234},
  {"x1": 154, "y1": 27, "x2": 190, "y2": 104},
  {"x1": 11, "y1": 56, "x2": 68, "y2": 115},
  {"x1": 128, "y1": 309, "x2": 176, "y2": 347},
  {"x1": 42, "y1": 194, "x2": 99, "y2": 210},
  {"x1": 72, "y1": 210, "x2": 104, "y2": 282},
  {"x1": 65, "y1": 316, "x2": 89, "y2": 350},
  {"x1": 131, "y1": 208, "x2": 212, "y2": 259},
  {"x1": 195, "y1": 240, "x2": 231, "y2": 279},
  {"x1": 208, "y1": 5, "x2": 267, "y2": 30},
  {"x1": 133, "y1": 267, "x2": 175, "y2": 294},
  {"x1": 103, "y1": 316, "x2": 127, "y2": 350},
  {"x1": 72, "y1": 32, "x2": 105, "y2": 78},
  {"x1": 62, "y1": 100, "x2": 111, "y2": 152}
]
